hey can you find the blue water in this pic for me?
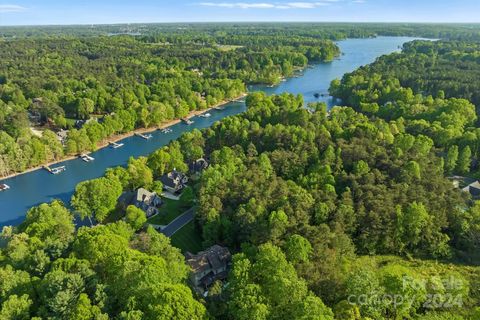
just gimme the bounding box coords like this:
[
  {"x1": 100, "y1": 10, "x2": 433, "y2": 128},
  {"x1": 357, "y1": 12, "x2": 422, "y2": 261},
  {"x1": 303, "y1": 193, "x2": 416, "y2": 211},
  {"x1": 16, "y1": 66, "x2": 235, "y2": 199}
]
[{"x1": 0, "y1": 36, "x2": 420, "y2": 226}]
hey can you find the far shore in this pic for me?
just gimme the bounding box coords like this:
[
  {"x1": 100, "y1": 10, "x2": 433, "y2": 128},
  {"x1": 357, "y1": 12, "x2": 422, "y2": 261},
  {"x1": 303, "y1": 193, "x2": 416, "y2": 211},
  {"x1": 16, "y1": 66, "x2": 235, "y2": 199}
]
[{"x1": 0, "y1": 93, "x2": 247, "y2": 182}]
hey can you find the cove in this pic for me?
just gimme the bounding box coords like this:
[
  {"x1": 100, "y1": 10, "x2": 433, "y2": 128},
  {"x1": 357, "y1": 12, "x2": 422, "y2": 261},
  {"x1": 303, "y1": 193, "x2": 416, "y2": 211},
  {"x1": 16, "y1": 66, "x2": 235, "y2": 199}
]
[{"x1": 0, "y1": 36, "x2": 420, "y2": 226}]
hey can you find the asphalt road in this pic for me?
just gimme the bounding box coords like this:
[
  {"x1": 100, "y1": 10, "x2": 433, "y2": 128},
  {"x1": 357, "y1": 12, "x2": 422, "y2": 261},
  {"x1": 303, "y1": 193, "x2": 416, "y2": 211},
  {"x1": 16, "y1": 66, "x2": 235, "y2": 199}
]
[{"x1": 160, "y1": 207, "x2": 195, "y2": 237}]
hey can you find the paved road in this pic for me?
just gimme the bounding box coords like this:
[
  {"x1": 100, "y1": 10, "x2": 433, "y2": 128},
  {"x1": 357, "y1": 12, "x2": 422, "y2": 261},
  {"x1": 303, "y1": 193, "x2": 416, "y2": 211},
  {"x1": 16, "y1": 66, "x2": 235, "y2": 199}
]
[{"x1": 160, "y1": 207, "x2": 195, "y2": 237}]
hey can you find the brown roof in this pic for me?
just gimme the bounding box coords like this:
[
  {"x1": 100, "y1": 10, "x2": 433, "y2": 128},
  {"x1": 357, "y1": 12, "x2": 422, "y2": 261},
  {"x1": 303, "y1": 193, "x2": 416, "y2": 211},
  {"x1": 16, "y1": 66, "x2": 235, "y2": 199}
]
[{"x1": 186, "y1": 245, "x2": 231, "y2": 274}]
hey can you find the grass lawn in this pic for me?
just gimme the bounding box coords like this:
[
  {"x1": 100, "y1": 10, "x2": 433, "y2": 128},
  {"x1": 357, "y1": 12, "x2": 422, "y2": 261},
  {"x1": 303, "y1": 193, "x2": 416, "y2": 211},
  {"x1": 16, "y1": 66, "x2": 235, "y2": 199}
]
[
  {"x1": 147, "y1": 198, "x2": 188, "y2": 225},
  {"x1": 216, "y1": 44, "x2": 243, "y2": 51},
  {"x1": 170, "y1": 221, "x2": 203, "y2": 254}
]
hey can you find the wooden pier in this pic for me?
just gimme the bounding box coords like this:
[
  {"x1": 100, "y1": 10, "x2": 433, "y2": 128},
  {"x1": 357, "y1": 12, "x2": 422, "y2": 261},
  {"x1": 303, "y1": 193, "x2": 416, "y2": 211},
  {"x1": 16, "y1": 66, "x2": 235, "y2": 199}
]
[
  {"x1": 44, "y1": 165, "x2": 66, "y2": 175},
  {"x1": 135, "y1": 132, "x2": 153, "y2": 140},
  {"x1": 109, "y1": 141, "x2": 124, "y2": 149},
  {"x1": 80, "y1": 154, "x2": 95, "y2": 162},
  {"x1": 181, "y1": 118, "x2": 194, "y2": 125}
]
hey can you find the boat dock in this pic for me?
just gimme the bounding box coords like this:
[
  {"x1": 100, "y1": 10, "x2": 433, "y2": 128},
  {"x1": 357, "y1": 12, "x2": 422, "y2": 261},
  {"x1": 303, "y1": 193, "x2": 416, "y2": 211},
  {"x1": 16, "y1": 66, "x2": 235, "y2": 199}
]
[
  {"x1": 80, "y1": 154, "x2": 95, "y2": 162},
  {"x1": 110, "y1": 141, "x2": 124, "y2": 149},
  {"x1": 135, "y1": 132, "x2": 153, "y2": 140},
  {"x1": 181, "y1": 118, "x2": 194, "y2": 125},
  {"x1": 44, "y1": 165, "x2": 66, "y2": 175}
]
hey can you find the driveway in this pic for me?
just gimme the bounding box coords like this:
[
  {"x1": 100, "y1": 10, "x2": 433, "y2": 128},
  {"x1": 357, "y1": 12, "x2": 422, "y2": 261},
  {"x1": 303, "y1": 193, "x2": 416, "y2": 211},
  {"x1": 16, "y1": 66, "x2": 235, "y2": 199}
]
[
  {"x1": 160, "y1": 207, "x2": 195, "y2": 237},
  {"x1": 161, "y1": 191, "x2": 181, "y2": 201}
]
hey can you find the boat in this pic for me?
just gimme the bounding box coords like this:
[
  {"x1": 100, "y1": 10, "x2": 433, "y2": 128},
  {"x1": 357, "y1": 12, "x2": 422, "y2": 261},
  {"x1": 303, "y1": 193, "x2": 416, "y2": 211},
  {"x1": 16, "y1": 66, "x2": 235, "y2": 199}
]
[
  {"x1": 213, "y1": 106, "x2": 224, "y2": 111},
  {"x1": 110, "y1": 142, "x2": 124, "y2": 149},
  {"x1": 181, "y1": 118, "x2": 194, "y2": 125},
  {"x1": 0, "y1": 184, "x2": 10, "y2": 191},
  {"x1": 135, "y1": 132, "x2": 153, "y2": 140},
  {"x1": 200, "y1": 113, "x2": 211, "y2": 118},
  {"x1": 80, "y1": 154, "x2": 95, "y2": 162},
  {"x1": 314, "y1": 93, "x2": 320, "y2": 98},
  {"x1": 51, "y1": 166, "x2": 66, "y2": 175},
  {"x1": 161, "y1": 128, "x2": 173, "y2": 134},
  {"x1": 46, "y1": 165, "x2": 66, "y2": 175}
]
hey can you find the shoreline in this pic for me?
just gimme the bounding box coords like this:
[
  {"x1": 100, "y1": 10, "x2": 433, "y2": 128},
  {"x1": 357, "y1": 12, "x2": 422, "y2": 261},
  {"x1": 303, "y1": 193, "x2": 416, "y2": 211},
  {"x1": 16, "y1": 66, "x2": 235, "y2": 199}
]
[
  {"x1": 0, "y1": 93, "x2": 247, "y2": 182},
  {"x1": 0, "y1": 55, "x2": 335, "y2": 183}
]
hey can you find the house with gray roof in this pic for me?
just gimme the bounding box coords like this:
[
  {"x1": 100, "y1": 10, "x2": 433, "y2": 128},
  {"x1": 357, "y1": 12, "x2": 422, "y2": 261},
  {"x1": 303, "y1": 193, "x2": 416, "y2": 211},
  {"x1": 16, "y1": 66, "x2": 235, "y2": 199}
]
[
  {"x1": 188, "y1": 158, "x2": 209, "y2": 176},
  {"x1": 189, "y1": 158, "x2": 209, "y2": 173},
  {"x1": 160, "y1": 169, "x2": 188, "y2": 193},
  {"x1": 56, "y1": 129, "x2": 69, "y2": 146},
  {"x1": 185, "y1": 245, "x2": 231, "y2": 290}
]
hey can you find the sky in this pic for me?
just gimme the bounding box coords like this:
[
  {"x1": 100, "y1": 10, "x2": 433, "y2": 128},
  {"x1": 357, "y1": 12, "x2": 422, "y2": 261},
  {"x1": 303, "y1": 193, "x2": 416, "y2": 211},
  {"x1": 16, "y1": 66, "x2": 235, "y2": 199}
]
[{"x1": 0, "y1": 0, "x2": 480, "y2": 26}]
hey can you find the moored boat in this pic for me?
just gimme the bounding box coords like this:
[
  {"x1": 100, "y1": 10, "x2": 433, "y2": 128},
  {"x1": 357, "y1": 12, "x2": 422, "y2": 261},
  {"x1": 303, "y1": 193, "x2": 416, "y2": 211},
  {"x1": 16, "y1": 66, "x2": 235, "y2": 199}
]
[
  {"x1": 181, "y1": 118, "x2": 194, "y2": 125},
  {"x1": 80, "y1": 154, "x2": 95, "y2": 162},
  {"x1": 45, "y1": 165, "x2": 66, "y2": 175}
]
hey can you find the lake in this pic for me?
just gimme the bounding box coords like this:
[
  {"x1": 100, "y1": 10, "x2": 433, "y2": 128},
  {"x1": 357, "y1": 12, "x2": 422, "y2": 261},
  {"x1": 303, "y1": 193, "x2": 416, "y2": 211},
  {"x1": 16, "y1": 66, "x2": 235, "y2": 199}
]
[{"x1": 0, "y1": 36, "x2": 420, "y2": 226}]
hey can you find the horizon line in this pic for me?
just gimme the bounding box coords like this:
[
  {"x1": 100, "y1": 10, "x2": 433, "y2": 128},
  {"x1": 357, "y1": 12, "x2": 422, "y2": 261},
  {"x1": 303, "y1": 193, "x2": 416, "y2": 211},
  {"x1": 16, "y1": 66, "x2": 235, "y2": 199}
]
[{"x1": 1, "y1": 21, "x2": 480, "y2": 28}]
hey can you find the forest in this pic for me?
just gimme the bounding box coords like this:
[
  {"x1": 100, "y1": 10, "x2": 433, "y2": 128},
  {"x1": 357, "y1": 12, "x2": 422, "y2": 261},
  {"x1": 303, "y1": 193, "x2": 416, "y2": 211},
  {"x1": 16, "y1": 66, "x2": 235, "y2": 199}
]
[
  {"x1": 195, "y1": 92, "x2": 480, "y2": 319},
  {"x1": 2, "y1": 24, "x2": 480, "y2": 319},
  {"x1": 0, "y1": 28, "x2": 339, "y2": 176},
  {"x1": 333, "y1": 40, "x2": 480, "y2": 109},
  {"x1": 3, "y1": 24, "x2": 480, "y2": 176},
  {"x1": 1, "y1": 92, "x2": 479, "y2": 319},
  {"x1": 329, "y1": 40, "x2": 480, "y2": 179},
  {"x1": 2, "y1": 23, "x2": 480, "y2": 41}
]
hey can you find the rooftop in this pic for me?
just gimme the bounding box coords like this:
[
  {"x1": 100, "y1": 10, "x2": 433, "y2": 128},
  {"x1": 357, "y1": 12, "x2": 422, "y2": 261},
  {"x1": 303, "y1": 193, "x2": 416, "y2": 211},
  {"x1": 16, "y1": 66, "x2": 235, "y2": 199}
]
[
  {"x1": 160, "y1": 169, "x2": 187, "y2": 189},
  {"x1": 135, "y1": 188, "x2": 157, "y2": 203},
  {"x1": 186, "y1": 245, "x2": 231, "y2": 274}
]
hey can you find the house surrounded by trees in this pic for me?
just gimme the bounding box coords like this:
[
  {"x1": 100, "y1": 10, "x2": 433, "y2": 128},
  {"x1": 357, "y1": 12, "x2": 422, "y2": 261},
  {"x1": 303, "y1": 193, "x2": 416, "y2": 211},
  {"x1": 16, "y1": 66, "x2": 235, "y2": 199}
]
[
  {"x1": 185, "y1": 245, "x2": 231, "y2": 292},
  {"x1": 132, "y1": 188, "x2": 162, "y2": 217},
  {"x1": 189, "y1": 158, "x2": 209, "y2": 173},
  {"x1": 160, "y1": 169, "x2": 188, "y2": 193}
]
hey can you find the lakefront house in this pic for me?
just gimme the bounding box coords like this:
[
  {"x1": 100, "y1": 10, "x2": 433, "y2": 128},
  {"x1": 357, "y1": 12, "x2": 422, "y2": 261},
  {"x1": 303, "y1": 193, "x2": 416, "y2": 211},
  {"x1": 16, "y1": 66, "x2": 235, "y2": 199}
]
[
  {"x1": 160, "y1": 169, "x2": 188, "y2": 193},
  {"x1": 132, "y1": 188, "x2": 162, "y2": 217}
]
